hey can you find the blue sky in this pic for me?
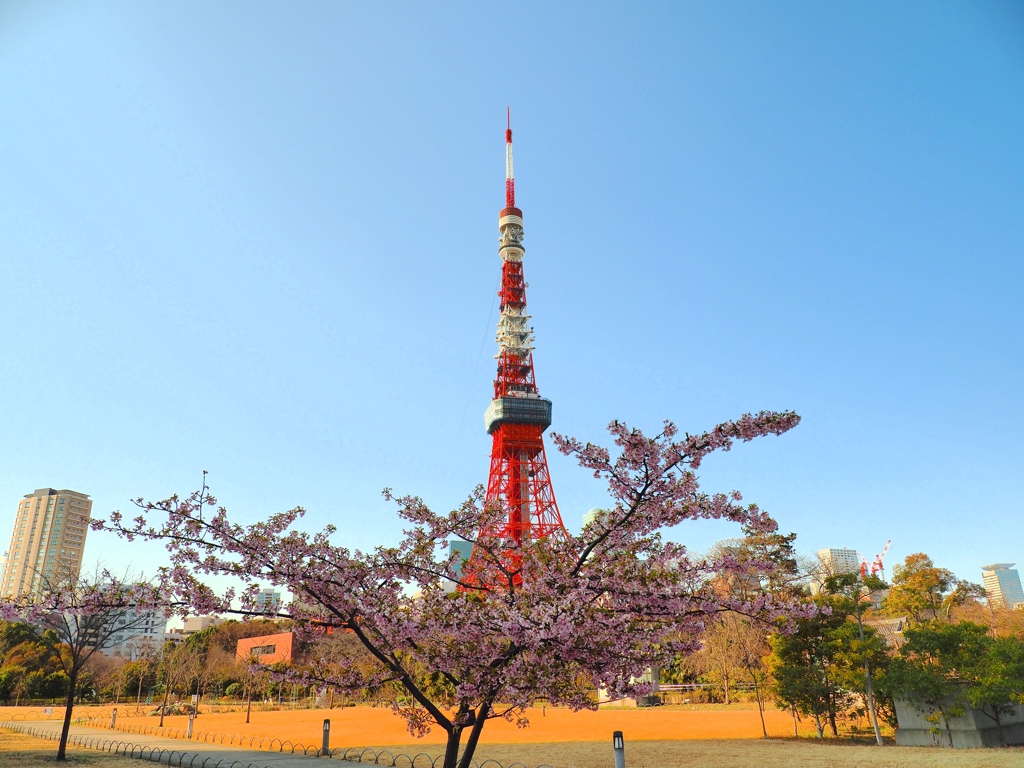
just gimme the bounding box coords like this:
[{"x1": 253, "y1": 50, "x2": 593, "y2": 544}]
[{"x1": 1, "y1": 2, "x2": 1022, "y2": 587}]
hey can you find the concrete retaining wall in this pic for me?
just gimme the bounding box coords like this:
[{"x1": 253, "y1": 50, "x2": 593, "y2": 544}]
[{"x1": 894, "y1": 698, "x2": 1024, "y2": 747}]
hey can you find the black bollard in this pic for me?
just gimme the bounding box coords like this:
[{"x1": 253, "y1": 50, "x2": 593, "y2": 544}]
[
  {"x1": 322, "y1": 718, "x2": 330, "y2": 757},
  {"x1": 613, "y1": 730, "x2": 625, "y2": 768}
]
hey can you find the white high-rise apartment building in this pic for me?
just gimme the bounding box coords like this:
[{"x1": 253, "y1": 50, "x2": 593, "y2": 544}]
[
  {"x1": 1, "y1": 488, "x2": 92, "y2": 599},
  {"x1": 809, "y1": 547, "x2": 861, "y2": 595},
  {"x1": 817, "y1": 548, "x2": 860, "y2": 576},
  {"x1": 103, "y1": 609, "x2": 167, "y2": 658},
  {"x1": 981, "y1": 563, "x2": 1024, "y2": 609}
]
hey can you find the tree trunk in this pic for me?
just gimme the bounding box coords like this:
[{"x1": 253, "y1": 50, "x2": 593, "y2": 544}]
[
  {"x1": 994, "y1": 709, "x2": 1005, "y2": 746},
  {"x1": 864, "y1": 666, "x2": 882, "y2": 746},
  {"x1": 855, "y1": 612, "x2": 883, "y2": 746},
  {"x1": 937, "y1": 708, "x2": 953, "y2": 748},
  {"x1": 828, "y1": 707, "x2": 838, "y2": 737},
  {"x1": 812, "y1": 711, "x2": 824, "y2": 739},
  {"x1": 57, "y1": 665, "x2": 79, "y2": 761},
  {"x1": 750, "y1": 673, "x2": 768, "y2": 738},
  {"x1": 441, "y1": 726, "x2": 463, "y2": 768},
  {"x1": 791, "y1": 707, "x2": 799, "y2": 737},
  {"x1": 723, "y1": 671, "x2": 730, "y2": 706},
  {"x1": 457, "y1": 702, "x2": 491, "y2": 768},
  {"x1": 159, "y1": 677, "x2": 171, "y2": 727}
]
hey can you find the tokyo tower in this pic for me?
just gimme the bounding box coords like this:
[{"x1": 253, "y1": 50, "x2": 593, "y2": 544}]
[{"x1": 478, "y1": 112, "x2": 567, "y2": 563}]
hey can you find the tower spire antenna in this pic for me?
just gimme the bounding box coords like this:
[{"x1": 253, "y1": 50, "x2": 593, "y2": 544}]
[{"x1": 505, "y1": 107, "x2": 515, "y2": 209}]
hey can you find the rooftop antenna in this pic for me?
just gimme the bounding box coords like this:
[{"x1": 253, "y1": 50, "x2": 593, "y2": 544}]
[{"x1": 505, "y1": 107, "x2": 515, "y2": 208}]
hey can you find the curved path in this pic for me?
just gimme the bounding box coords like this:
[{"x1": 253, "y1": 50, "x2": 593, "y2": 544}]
[{"x1": 7, "y1": 720, "x2": 362, "y2": 767}]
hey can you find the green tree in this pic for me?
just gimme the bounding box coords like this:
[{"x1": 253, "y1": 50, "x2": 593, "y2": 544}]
[
  {"x1": 883, "y1": 621, "x2": 990, "y2": 747},
  {"x1": 768, "y1": 594, "x2": 853, "y2": 737},
  {"x1": 965, "y1": 634, "x2": 1024, "y2": 744},
  {"x1": 824, "y1": 574, "x2": 890, "y2": 745},
  {"x1": 883, "y1": 553, "x2": 955, "y2": 624},
  {"x1": 735, "y1": 523, "x2": 803, "y2": 598},
  {"x1": 0, "y1": 632, "x2": 68, "y2": 702}
]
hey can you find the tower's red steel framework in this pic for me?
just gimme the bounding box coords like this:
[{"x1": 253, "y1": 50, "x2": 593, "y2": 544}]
[{"x1": 479, "y1": 112, "x2": 567, "y2": 560}]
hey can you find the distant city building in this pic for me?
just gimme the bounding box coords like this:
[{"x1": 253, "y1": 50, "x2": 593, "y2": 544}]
[
  {"x1": 0, "y1": 488, "x2": 92, "y2": 599},
  {"x1": 818, "y1": 548, "x2": 860, "y2": 576},
  {"x1": 161, "y1": 615, "x2": 222, "y2": 647},
  {"x1": 981, "y1": 563, "x2": 1024, "y2": 609},
  {"x1": 448, "y1": 540, "x2": 474, "y2": 578},
  {"x1": 809, "y1": 547, "x2": 860, "y2": 595},
  {"x1": 162, "y1": 627, "x2": 186, "y2": 646},
  {"x1": 236, "y1": 631, "x2": 294, "y2": 664},
  {"x1": 103, "y1": 609, "x2": 167, "y2": 658},
  {"x1": 182, "y1": 615, "x2": 222, "y2": 634},
  {"x1": 714, "y1": 544, "x2": 763, "y2": 598},
  {"x1": 865, "y1": 587, "x2": 890, "y2": 611},
  {"x1": 582, "y1": 508, "x2": 602, "y2": 530},
  {"x1": 254, "y1": 588, "x2": 283, "y2": 612}
]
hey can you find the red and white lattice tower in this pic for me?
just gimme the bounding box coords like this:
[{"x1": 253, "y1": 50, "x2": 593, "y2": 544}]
[{"x1": 479, "y1": 112, "x2": 567, "y2": 560}]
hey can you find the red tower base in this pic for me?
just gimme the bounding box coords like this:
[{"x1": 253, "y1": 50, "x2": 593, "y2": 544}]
[{"x1": 485, "y1": 421, "x2": 562, "y2": 546}]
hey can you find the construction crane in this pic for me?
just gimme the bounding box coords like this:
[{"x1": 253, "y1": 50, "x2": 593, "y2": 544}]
[
  {"x1": 872, "y1": 540, "x2": 892, "y2": 580},
  {"x1": 856, "y1": 552, "x2": 871, "y2": 580}
]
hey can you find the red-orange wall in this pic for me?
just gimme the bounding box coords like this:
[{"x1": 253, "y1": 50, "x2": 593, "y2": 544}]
[{"x1": 236, "y1": 631, "x2": 294, "y2": 664}]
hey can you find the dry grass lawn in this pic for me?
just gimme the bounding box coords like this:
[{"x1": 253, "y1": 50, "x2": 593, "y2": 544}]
[
  {"x1": 0, "y1": 729, "x2": 131, "y2": 767},
  {"x1": 454, "y1": 739, "x2": 1024, "y2": 768}
]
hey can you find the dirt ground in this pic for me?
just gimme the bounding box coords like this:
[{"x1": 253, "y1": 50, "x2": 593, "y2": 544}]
[
  {"x1": 36, "y1": 702, "x2": 823, "y2": 745},
  {"x1": 3, "y1": 705, "x2": 1023, "y2": 767}
]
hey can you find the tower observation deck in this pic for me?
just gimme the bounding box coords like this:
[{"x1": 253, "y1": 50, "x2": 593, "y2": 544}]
[{"x1": 477, "y1": 113, "x2": 567, "y2": 560}]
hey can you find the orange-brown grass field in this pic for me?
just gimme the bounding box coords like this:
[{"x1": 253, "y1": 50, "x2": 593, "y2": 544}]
[{"x1": 3, "y1": 704, "x2": 1024, "y2": 767}]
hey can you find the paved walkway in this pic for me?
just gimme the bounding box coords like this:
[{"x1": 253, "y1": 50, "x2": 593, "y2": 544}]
[{"x1": 7, "y1": 720, "x2": 364, "y2": 767}]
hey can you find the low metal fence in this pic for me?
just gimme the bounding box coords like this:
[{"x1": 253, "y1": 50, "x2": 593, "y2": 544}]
[{"x1": 0, "y1": 720, "x2": 553, "y2": 768}]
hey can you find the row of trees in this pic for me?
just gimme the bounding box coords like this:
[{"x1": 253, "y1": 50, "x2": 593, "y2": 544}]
[
  {"x1": 0, "y1": 620, "x2": 75, "y2": 702},
  {"x1": 0, "y1": 616, "x2": 307, "y2": 707},
  {"x1": 665, "y1": 531, "x2": 1024, "y2": 746}
]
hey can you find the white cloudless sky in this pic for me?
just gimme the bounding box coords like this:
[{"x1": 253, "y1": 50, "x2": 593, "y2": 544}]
[{"x1": 1, "y1": 1, "x2": 1022, "y2": 587}]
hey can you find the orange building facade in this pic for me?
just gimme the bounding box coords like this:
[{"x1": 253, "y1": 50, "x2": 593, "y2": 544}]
[{"x1": 236, "y1": 631, "x2": 294, "y2": 664}]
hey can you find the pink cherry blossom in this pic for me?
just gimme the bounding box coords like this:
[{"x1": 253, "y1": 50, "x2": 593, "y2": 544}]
[{"x1": 95, "y1": 412, "x2": 806, "y2": 768}]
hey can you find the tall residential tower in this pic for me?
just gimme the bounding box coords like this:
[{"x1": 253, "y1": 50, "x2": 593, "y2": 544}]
[{"x1": 1, "y1": 488, "x2": 92, "y2": 599}]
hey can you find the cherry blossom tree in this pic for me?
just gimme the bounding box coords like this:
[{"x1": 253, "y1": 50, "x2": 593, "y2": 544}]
[
  {"x1": 97, "y1": 412, "x2": 808, "y2": 768},
  {"x1": 0, "y1": 570, "x2": 166, "y2": 760}
]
